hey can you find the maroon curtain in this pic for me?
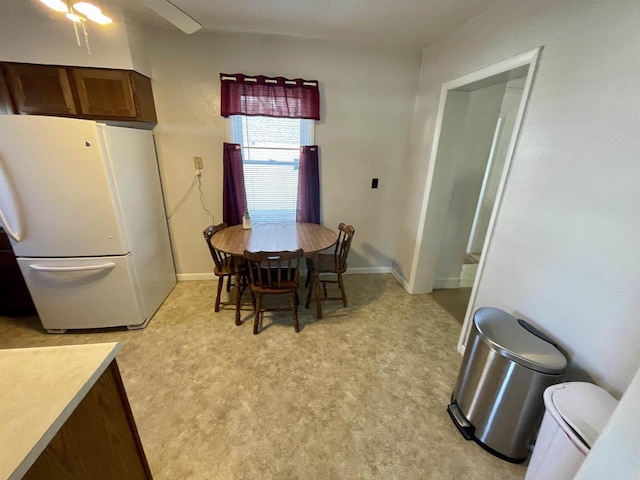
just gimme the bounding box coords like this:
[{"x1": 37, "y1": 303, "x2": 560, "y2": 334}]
[
  {"x1": 220, "y1": 73, "x2": 320, "y2": 120},
  {"x1": 296, "y1": 146, "x2": 320, "y2": 224},
  {"x1": 222, "y1": 143, "x2": 247, "y2": 226}
]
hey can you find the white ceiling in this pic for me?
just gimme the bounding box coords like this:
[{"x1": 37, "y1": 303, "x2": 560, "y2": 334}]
[{"x1": 115, "y1": 0, "x2": 500, "y2": 51}]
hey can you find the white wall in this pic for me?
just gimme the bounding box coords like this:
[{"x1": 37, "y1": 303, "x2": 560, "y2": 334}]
[
  {"x1": 468, "y1": 77, "x2": 524, "y2": 254},
  {"x1": 0, "y1": 0, "x2": 151, "y2": 76},
  {"x1": 146, "y1": 30, "x2": 421, "y2": 278},
  {"x1": 576, "y1": 364, "x2": 640, "y2": 479},
  {"x1": 433, "y1": 81, "x2": 505, "y2": 287},
  {"x1": 395, "y1": 0, "x2": 640, "y2": 395}
]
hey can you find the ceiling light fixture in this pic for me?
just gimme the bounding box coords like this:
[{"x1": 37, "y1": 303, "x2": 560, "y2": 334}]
[
  {"x1": 65, "y1": 12, "x2": 82, "y2": 22},
  {"x1": 39, "y1": 0, "x2": 68, "y2": 13},
  {"x1": 73, "y1": 2, "x2": 112, "y2": 25},
  {"x1": 37, "y1": 0, "x2": 113, "y2": 54}
]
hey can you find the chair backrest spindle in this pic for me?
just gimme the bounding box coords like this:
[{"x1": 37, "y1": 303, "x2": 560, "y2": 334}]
[
  {"x1": 244, "y1": 249, "x2": 303, "y2": 290},
  {"x1": 203, "y1": 223, "x2": 230, "y2": 271},
  {"x1": 334, "y1": 223, "x2": 355, "y2": 272}
]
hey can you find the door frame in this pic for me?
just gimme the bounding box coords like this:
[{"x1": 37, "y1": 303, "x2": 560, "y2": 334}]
[{"x1": 405, "y1": 47, "x2": 542, "y2": 354}]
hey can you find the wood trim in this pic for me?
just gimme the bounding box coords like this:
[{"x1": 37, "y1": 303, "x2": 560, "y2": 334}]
[
  {"x1": 130, "y1": 72, "x2": 157, "y2": 123},
  {"x1": 109, "y1": 360, "x2": 154, "y2": 479}
]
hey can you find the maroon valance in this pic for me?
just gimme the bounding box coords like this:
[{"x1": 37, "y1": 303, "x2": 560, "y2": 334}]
[{"x1": 220, "y1": 73, "x2": 320, "y2": 120}]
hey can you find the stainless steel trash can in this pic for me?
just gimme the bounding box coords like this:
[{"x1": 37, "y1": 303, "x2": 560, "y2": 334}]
[{"x1": 448, "y1": 307, "x2": 567, "y2": 462}]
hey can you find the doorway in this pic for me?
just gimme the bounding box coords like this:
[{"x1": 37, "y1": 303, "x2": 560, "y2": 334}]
[
  {"x1": 449, "y1": 74, "x2": 528, "y2": 289},
  {"x1": 408, "y1": 48, "x2": 541, "y2": 352}
]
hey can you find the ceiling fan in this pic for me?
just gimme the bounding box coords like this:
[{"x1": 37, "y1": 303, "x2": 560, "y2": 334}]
[{"x1": 140, "y1": 0, "x2": 202, "y2": 34}]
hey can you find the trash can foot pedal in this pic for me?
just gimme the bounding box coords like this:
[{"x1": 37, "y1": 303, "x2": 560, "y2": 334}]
[{"x1": 447, "y1": 402, "x2": 474, "y2": 440}]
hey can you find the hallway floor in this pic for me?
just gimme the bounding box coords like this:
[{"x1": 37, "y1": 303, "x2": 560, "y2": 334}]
[{"x1": 429, "y1": 287, "x2": 473, "y2": 326}]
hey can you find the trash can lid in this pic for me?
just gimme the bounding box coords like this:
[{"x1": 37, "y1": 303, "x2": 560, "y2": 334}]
[
  {"x1": 544, "y1": 382, "x2": 618, "y2": 449},
  {"x1": 474, "y1": 307, "x2": 567, "y2": 374}
]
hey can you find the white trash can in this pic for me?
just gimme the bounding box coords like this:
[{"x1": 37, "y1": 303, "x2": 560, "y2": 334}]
[{"x1": 524, "y1": 382, "x2": 618, "y2": 480}]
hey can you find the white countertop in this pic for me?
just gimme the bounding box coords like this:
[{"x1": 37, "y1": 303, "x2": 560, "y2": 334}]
[{"x1": 0, "y1": 342, "x2": 122, "y2": 480}]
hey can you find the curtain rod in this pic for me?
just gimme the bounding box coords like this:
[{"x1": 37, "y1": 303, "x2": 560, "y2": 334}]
[{"x1": 221, "y1": 75, "x2": 317, "y2": 87}]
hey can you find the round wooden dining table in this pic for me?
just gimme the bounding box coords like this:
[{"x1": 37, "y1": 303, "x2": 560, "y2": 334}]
[{"x1": 209, "y1": 222, "x2": 338, "y2": 323}]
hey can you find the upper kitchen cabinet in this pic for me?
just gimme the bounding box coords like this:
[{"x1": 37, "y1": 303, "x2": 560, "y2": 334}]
[
  {"x1": 71, "y1": 68, "x2": 157, "y2": 123},
  {"x1": 4, "y1": 63, "x2": 77, "y2": 115},
  {"x1": 0, "y1": 71, "x2": 16, "y2": 114},
  {"x1": 0, "y1": 62, "x2": 157, "y2": 127}
]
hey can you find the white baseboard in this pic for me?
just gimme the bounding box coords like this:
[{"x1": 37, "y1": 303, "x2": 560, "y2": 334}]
[
  {"x1": 460, "y1": 264, "x2": 478, "y2": 288},
  {"x1": 345, "y1": 267, "x2": 392, "y2": 275},
  {"x1": 177, "y1": 266, "x2": 392, "y2": 282},
  {"x1": 177, "y1": 273, "x2": 215, "y2": 281},
  {"x1": 391, "y1": 266, "x2": 411, "y2": 292},
  {"x1": 433, "y1": 277, "x2": 461, "y2": 289}
]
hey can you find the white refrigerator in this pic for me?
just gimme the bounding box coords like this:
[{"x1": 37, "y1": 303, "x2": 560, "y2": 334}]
[{"x1": 0, "y1": 115, "x2": 176, "y2": 332}]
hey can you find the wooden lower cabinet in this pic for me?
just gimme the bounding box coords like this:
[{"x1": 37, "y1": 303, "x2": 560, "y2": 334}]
[
  {"x1": 23, "y1": 361, "x2": 152, "y2": 480},
  {"x1": 0, "y1": 228, "x2": 36, "y2": 315}
]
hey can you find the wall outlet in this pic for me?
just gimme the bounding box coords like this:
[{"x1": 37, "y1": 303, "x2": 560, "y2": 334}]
[{"x1": 194, "y1": 156, "x2": 203, "y2": 170}]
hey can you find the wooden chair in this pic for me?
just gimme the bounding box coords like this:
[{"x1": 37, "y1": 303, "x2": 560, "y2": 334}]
[
  {"x1": 203, "y1": 224, "x2": 248, "y2": 313},
  {"x1": 305, "y1": 223, "x2": 355, "y2": 318},
  {"x1": 244, "y1": 249, "x2": 303, "y2": 334}
]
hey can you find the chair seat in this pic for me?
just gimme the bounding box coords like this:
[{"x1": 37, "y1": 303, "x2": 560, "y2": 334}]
[
  {"x1": 244, "y1": 249, "x2": 303, "y2": 334},
  {"x1": 307, "y1": 254, "x2": 345, "y2": 274},
  {"x1": 204, "y1": 224, "x2": 250, "y2": 317},
  {"x1": 305, "y1": 223, "x2": 355, "y2": 319},
  {"x1": 214, "y1": 256, "x2": 248, "y2": 276},
  {"x1": 250, "y1": 283, "x2": 298, "y2": 294},
  {"x1": 214, "y1": 255, "x2": 235, "y2": 276}
]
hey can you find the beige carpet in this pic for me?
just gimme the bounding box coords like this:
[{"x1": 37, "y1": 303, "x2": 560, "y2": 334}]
[{"x1": 0, "y1": 274, "x2": 525, "y2": 480}]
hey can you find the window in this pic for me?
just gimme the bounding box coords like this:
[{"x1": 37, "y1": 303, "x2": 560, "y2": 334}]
[{"x1": 230, "y1": 115, "x2": 314, "y2": 222}]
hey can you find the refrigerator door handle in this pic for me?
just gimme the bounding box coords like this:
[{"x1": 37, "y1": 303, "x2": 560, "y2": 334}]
[
  {"x1": 29, "y1": 262, "x2": 117, "y2": 273},
  {"x1": 0, "y1": 208, "x2": 21, "y2": 242},
  {"x1": 0, "y1": 159, "x2": 22, "y2": 242}
]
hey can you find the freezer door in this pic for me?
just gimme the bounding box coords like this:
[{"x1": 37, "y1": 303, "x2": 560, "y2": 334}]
[
  {"x1": 0, "y1": 116, "x2": 128, "y2": 257},
  {"x1": 17, "y1": 255, "x2": 146, "y2": 331}
]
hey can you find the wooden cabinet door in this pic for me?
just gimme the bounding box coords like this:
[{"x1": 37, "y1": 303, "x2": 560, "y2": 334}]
[
  {"x1": 71, "y1": 68, "x2": 139, "y2": 118},
  {"x1": 0, "y1": 71, "x2": 15, "y2": 114},
  {"x1": 5, "y1": 63, "x2": 76, "y2": 115},
  {"x1": 23, "y1": 361, "x2": 152, "y2": 480}
]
